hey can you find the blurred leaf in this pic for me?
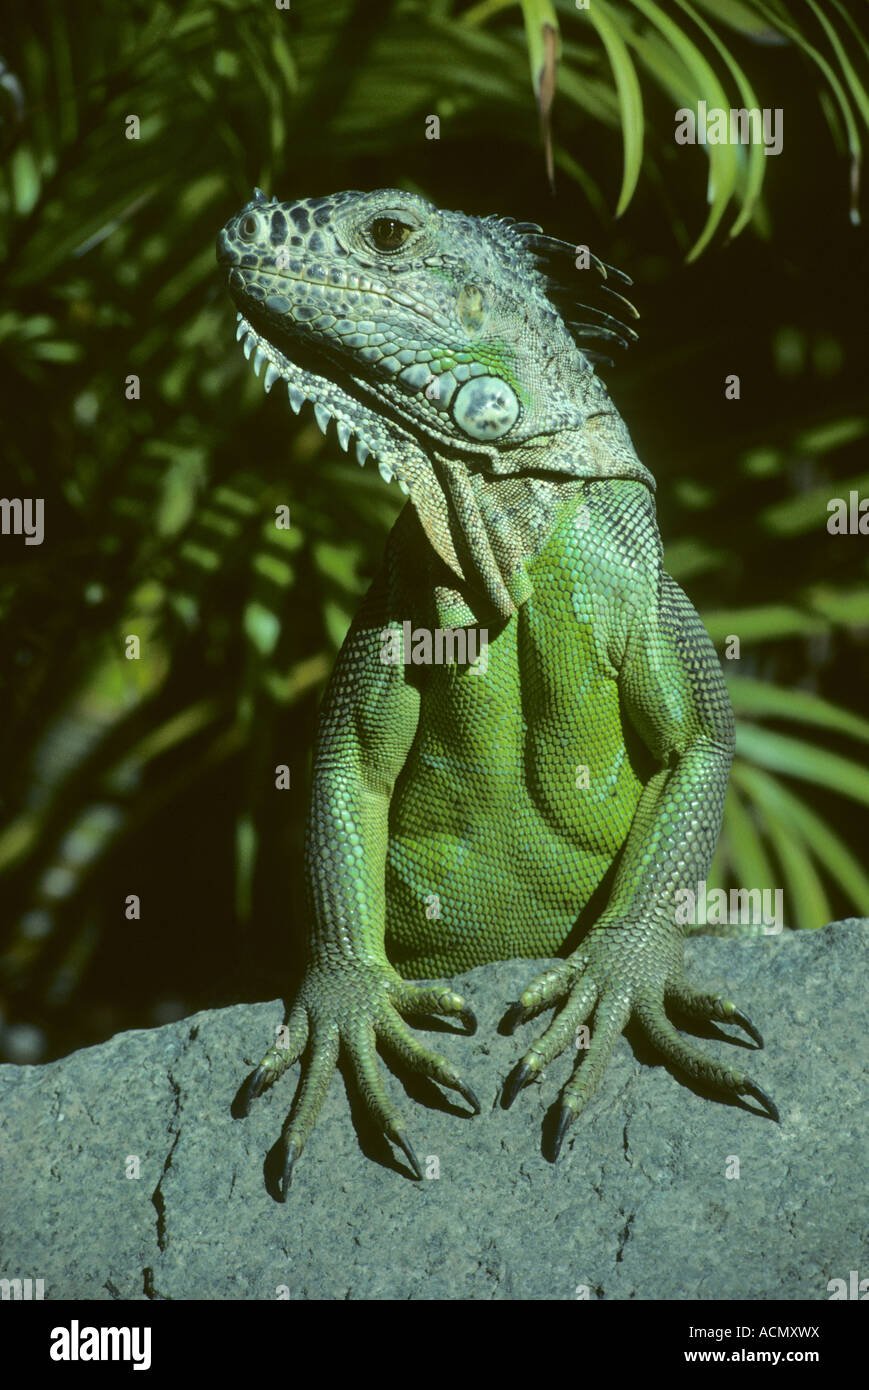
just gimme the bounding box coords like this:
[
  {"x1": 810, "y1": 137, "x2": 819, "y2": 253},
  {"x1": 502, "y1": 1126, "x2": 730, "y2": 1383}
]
[
  {"x1": 806, "y1": 586, "x2": 869, "y2": 630},
  {"x1": 720, "y1": 781, "x2": 778, "y2": 898},
  {"x1": 762, "y1": 805, "x2": 831, "y2": 931},
  {"x1": 243, "y1": 602, "x2": 281, "y2": 658},
  {"x1": 692, "y1": 0, "x2": 786, "y2": 41},
  {"x1": 704, "y1": 606, "x2": 828, "y2": 643},
  {"x1": 662, "y1": 538, "x2": 728, "y2": 581},
  {"x1": 760, "y1": 467, "x2": 869, "y2": 538},
  {"x1": 736, "y1": 724, "x2": 869, "y2": 807},
  {"x1": 732, "y1": 763, "x2": 869, "y2": 916},
  {"x1": 235, "y1": 811, "x2": 257, "y2": 922},
  {"x1": 728, "y1": 677, "x2": 869, "y2": 744}
]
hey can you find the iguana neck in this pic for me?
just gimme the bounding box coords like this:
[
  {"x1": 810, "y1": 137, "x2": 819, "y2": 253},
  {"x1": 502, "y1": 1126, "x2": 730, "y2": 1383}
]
[{"x1": 425, "y1": 410, "x2": 655, "y2": 625}]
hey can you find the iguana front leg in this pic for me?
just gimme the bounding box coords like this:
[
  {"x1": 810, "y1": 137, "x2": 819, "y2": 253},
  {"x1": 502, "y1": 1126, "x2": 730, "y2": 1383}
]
[
  {"x1": 240, "y1": 545, "x2": 479, "y2": 1196},
  {"x1": 505, "y1": 571, "x2": 779, "y2": 1152}
]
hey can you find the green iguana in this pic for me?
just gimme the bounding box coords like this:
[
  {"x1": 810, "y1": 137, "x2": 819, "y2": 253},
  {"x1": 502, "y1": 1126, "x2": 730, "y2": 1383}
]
[{"x1": 216, "y1": 187, "x2": 777, "y2": 1196}]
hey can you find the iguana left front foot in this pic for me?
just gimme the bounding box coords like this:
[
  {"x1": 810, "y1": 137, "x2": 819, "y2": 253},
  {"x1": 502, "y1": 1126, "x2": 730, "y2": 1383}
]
[{"x1": 504, "y1": 922, "x2": 779, "y2": 1154}]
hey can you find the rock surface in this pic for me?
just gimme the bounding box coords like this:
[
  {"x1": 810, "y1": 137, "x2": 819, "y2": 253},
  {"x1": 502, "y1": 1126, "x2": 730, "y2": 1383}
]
[{"x1": 1, "y1": 920, "x2": 865, "y2": 1300}]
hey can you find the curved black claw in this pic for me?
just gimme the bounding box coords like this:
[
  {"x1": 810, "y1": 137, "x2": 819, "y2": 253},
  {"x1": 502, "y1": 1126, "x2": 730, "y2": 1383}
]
[
  {"x1": 502, "y1": 1060, "x2": 535, "y2": 1109},
  {"x1": 552, "y1": 1105, "x2": 574, "y2": 1161},
  {"x1": 729, "y1": 1008, "x2": 764, "y2": 1048},
  {"x1": 457, "y1": 1005, "x2": 478, "y2": 1036},
  {"x1": 280, "y1": 1138, "x2": 301, "y2": 1202},
  {"x1": 503, "y1": 1002, "x2": 532, "y2": 1034},
  {"x1": 393, "y1": 1130, "x2": 424, "y2": 1180},
  {"x1": 238, "y1": 1064, "x2": 271, "y2": 1118},
  {"x1": 742, "y1": 1080, "x2": 779, "y2": 1123},
  {"x1": 456, "y1": 1081, "x2": 482, "y2": 1114}
]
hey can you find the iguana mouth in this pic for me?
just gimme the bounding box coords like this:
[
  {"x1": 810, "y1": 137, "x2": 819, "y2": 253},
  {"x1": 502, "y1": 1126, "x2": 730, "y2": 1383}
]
[{"x1": 228, "y1": 303, "x2": 413, "y2": 495}]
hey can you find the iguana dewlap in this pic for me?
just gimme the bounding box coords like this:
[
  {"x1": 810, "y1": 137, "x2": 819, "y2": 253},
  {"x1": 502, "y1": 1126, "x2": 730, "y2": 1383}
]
[{"x1": 217, "y1": 188, "x2": 777, "y2": 1195}]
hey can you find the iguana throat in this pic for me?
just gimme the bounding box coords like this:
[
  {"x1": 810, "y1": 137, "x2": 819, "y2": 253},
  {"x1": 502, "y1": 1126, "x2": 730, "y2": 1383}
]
[{"x1": 217, "y1": 187, "x2": 653, "y2": 619}]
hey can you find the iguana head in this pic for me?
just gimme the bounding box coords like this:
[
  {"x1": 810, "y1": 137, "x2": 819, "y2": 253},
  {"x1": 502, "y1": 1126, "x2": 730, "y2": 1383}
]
[{"x1": 217, "y1": 188, "x2": 649, "y2": 617}]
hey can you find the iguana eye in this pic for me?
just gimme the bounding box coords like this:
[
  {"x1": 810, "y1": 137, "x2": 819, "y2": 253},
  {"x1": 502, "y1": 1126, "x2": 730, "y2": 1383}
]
[{"x1": 369, "y1": 217, "x2": 413, "y2": 252}]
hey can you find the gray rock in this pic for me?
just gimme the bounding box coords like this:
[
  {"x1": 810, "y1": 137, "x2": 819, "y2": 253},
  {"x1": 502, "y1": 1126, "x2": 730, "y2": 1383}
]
[{"x1": 0, "y1": 920, "x2": 865, "y2": 1300}]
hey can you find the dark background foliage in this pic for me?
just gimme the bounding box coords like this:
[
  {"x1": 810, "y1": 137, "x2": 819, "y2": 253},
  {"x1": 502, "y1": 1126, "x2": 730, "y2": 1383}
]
[{"x1": 1, "y1": 0, "x2": 867, "y2": 1065}]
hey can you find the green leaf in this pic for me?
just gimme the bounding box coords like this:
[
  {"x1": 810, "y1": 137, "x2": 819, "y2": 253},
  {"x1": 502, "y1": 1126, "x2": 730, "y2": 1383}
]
[
  {"x1": 753, "y1": 0, "x2": 863, "y2": 223},
  {"x1": 252, "y1": 552, "x2": 294, "y2": 589},
  {"x1": 627, "y1": 0, "x2": 740, "y2": 258},
  {"x1": 804, "y1": 0, "x2": 869, "y2": 134},
  {"x1": 720, "y1": 781, "x2": 778, "y2": 895},
  {"x1": 727, "y1": 677, "x2": 869, "y2": 744},
  {"x1": 759, "y1": 805, "x2": 830, "y2": 930},
  {"x1": 263, "y1": 652, "x2": 331, "y2": 707},
  {"x1": 270, "y1": 30, "x2": 299, "y2": 97},
  {"x1": 732, "y1": 763, "x2": 869, "y2": 915},
  {"x1": 691, "y1": 0, "x2": 786, "y2": 42},
  {"x1": 550, "y1": 148, "x2": 609, "y2": 218},
  {"x1": 828, "y1": 0, "x2": 869, "y2": 78},
  {"x1": 154, "y1": 448, "x2": 208, "y2": 537},
  {"x1": 235, "y1": 812, "x2": 257, "y2": 923},
  {"x1": 759, "y1": 466, "x2": 869, "y2": 538},
  {"x1": 243, "y1": 601, "x2": 281, "y2": 658},
  {"x1": 583, "y1": 0, "x2": 643, "y2": 215},
  {"x1": 662, "y1": 538, "x2": 728, "y2": 581},
  {"x1": 736, "y1": 724, "x2": 869, "y2": 808},
  {"x1": 703, "y1": 606, "x2": 828, "y2": 644},
  {"x1": 673, "y1": 0, "x2": 766, "y2": 238},
  {"x1": 806, "y1": 586, "x2": 869, "y2": 630}
]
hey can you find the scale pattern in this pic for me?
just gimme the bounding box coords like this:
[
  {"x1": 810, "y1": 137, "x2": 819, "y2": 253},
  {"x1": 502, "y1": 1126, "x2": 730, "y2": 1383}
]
[{"x1": 217, "y1": 188, "x2": 777, "y2": 1191}]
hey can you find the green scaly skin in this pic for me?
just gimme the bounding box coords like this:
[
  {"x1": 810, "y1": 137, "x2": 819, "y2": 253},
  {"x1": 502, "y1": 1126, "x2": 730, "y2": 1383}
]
[{"x1": 216, "y1": 188, "x2": 777, "y2": 1195}]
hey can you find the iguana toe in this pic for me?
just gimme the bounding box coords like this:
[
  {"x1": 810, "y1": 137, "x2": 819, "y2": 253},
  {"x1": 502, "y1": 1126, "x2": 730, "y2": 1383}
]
[
  {"x1": 634, "y1": 1000, "x2": 779, "y2": 1121},
  {"x1": 667, "y1": 981, "x2": 766, "y2": 1048}
]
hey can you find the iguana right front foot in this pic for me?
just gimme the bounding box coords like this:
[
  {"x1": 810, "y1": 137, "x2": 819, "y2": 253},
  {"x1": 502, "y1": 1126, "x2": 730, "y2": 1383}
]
[{"x1": 240, "y1": 961, "x2": 479, "y2": 1196}]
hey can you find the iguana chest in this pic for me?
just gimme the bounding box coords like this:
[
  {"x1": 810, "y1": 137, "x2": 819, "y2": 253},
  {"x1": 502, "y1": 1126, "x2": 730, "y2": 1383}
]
[{"x1": 384, "y1": 549, "x2": 647, "y2": 975}]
